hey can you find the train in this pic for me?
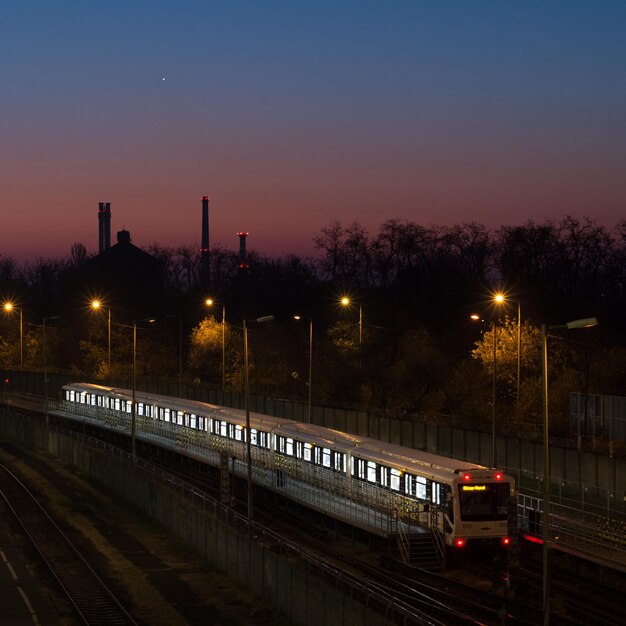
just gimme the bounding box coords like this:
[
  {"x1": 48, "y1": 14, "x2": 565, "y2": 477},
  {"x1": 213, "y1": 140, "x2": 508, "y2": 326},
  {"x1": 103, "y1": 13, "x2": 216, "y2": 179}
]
[{"x1": 60, "y1": 382, "x2": 515, "y2": 549}]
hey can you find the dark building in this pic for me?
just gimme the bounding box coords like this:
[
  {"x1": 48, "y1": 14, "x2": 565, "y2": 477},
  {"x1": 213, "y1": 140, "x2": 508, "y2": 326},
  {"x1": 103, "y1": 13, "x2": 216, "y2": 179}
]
[{"x1": 81, "y1": 229, "x2": 164, "y2": 320}]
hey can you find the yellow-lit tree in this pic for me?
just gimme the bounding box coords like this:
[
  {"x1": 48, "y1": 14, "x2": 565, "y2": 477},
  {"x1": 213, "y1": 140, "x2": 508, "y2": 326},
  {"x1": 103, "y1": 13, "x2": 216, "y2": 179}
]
[{"x1": 188, "y1": 317, "x2": 243, "y2": 388}]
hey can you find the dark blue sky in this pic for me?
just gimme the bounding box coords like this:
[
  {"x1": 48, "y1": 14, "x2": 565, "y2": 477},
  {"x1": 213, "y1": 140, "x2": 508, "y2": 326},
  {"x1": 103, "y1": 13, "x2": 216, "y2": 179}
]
[{"x1": 2, "y1": 1, "x2": 625, "y2": 261}]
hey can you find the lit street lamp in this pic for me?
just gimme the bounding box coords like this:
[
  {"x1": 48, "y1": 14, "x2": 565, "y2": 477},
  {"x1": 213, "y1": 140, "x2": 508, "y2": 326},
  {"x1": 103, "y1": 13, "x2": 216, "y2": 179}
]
[
  {"x1": 491, "y1": 293, "x2": 505, "y2": 467},
  {"x1": 91, "y1": 300, "x2": 111, "y2": 381},
  {"x1": 541, "y1": 316, "x2": 598, "y2": 626},
  {"x1": 3, "y1": 302, "x2": 23, "y2": 370},
  {"x1": 243, "y1": 314, "x2": 274, "y2": 530},
  {"x1": 340, "y1": 296, "x2": 362, "y2": 348},
  {"x1": 294, "y1": 315, "x2": 313, "y2": 423}
]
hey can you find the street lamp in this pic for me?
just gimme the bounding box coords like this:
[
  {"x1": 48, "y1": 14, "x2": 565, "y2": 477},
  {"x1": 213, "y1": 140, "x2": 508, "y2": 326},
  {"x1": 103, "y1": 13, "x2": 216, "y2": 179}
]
[
  {"x1": 165, "y1": 313, "x2": 183, "y2": 397},
  {"x1": 491, "y1": 293, "x2": 506, "y2": 467},
  {"x1": 496, "y1": 294, "x2": 523, "y2": 422},
  {"x1": 206, "y1": 298, "x2": 226, "y2": 392},
  {"x1": 3, "y1": 302, "x2": 23, "y2": 370},
  {"x1": 91, "y1": 300, "x2": 111, "y2": 381},
  {"x1": 541, "y1": 316, "x2": 598, "y2": 626},
  {"x1": 243, "y1": 314, "x2": 274, "y2": 530},
  {"x1": 340, "y1": 296, "x2": 362, "y2": 348},
  {"x1": 43, "y1": 315, "x2": 60, "y2": 426},
  {"x1": 294, "y1": 315, "x2": 313, "y2": 423}
]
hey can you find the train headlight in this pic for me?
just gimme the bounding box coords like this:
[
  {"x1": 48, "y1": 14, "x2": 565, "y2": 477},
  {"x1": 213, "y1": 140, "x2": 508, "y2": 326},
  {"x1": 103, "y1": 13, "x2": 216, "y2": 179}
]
[
  {"x1": 462, "y1": 473, "x2": 471, "y2": 481},
  {"x1": 455, "y1": 538, "x2": 466, "y2": 548},
  {"x1": 495, "y1": 472, "x2": 503, "y2": 481},
  {"x1": 502, "y1": 537, "x2": 510, "y2": 546}
]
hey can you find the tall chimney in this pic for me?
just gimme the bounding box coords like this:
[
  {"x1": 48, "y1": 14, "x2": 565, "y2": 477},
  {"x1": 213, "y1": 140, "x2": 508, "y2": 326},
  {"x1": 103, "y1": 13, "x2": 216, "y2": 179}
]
[
  {"x1": 98, "y1": 202, "x2": 111, "y2": 254},
  {"x1": 201, "y1": 196, "x2": 209, "y2": 253},
  {"x1": 237, "y1": 232, "x2": 249, "y2": 269}
]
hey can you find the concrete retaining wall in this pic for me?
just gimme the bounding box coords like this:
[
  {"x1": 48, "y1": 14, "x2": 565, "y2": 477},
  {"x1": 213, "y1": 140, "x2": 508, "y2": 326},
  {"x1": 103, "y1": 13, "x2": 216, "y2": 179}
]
[{"x1": 0, "y1": 409, "x2": 397, "y2": 626}]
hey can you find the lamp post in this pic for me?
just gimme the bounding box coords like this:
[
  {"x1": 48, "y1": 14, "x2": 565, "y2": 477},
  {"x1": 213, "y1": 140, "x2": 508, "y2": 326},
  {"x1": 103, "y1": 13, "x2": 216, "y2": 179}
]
[
  {"x1": 165, "y1": 313, "x2": 183, "y2": 397},
  {"x1": 294, "y1": 315, "x2": 313, "y2": 423},
  {"x1": 340, "y1": 296, "x2": 362, "y2": 348},
  {"x1": 42, "y1": 315, "x2": 60, "y2": 426},
  {"x1": 132, "y1": 320, "x2": 137, "y2": 463},
  {"x1": 243, "y1": 314, "x2": 274, "y2": 530},
  {"x1": 491, "y1": 293, "x2": 505, "y2": 467},
  {"x1": 206, "y1": 298, "x2": 226, "y2": 392},
  {"x1": 541, "y1": 316, "x2": 598, "y2": 626},
  {"x1": 3, "y1": 302, "x2": 23, "y2": 370},
  {"x1": 91, "y1": 300, "x2": 111, "y2": 381}
]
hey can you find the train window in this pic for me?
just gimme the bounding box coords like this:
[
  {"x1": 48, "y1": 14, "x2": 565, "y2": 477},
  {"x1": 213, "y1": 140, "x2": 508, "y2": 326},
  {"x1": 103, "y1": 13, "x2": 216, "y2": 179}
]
[
  {"x1": 164, "y1": 408, "x2": 170, "y2": 422},
  {"x1": 258, "y1": 431, "x2": 270, "y2": 449},
  {"x1": 353, "y1": 458, "x2": 366, "y2": 479},
  {"x1": 416, "y1": 476, "x2": 427, "y2": 500},
  {"x1": 146, "y1": 405, "x2": 152, "y2": 418},
  {"x1": 458, "y1": 483, "x2": 510, "y2": 521},
  {"x1": 304, "y1": 442, "x2": 312, "y2": 462},
  {"x1": 431, "y1": 482, "x2": 440, "y2": 505},
  {"x1": 367, "y1": 461, "x2": 377, "y2": 483},
  {"x1": 137, "y1": 403, "x2": 144, "y2": 416},
  {"x1": 380, "y1": 466, "x2": 389, "y2": 487},
  {"x1": 90, "y1": 395, "x2": 96, "y2": 406},
  {"x1": 390, "y1": 469, "x2": 401, "y2": 491},
  {"x1": 322, "y1": 448, "x2": 331, "y2": 468},
  {"x1": 285, "y1": 438, "x2": 294, "y2": 457},
  {"x1": 234, "y1": 425, "x2": 244, "y2": 441},
  {"x1": 334, "y1": 452, "x2": 345, "y2": 472},
  {"x1": 114, "y1": 398, "x2": 120, "y2": 411},
  {"x1": 250, "y1": 428, "x2": 258, "y2": 445},
  {"x1": 177, "y1": 411, "x2": 184, "y2": 425}
]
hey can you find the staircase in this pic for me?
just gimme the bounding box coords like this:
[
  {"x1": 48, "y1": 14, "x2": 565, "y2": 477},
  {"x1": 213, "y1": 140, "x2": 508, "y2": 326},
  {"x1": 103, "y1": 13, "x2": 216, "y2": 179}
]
[{"x1": 397, "y1": 525, "x2": 443, "y2": 571}]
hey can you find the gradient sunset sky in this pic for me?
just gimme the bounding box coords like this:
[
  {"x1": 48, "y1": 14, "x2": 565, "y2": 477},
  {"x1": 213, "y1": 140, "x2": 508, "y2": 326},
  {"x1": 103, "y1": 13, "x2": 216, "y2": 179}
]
[{"x1": 2, "y1": 1, "x2": 625, "y2": 262}]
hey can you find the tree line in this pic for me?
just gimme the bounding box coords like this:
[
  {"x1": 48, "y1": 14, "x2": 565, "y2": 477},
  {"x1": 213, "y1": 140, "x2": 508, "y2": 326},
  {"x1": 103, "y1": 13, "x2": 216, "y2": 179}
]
[{"x1": 0, "y1": 216, "x2": 624, "y2": 448}]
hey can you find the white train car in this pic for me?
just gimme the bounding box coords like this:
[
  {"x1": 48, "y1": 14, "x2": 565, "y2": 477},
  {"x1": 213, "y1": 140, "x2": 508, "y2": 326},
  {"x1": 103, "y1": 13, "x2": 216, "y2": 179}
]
[{"x1": 60, "y1": 383, "x2": 515, "y2": 548}]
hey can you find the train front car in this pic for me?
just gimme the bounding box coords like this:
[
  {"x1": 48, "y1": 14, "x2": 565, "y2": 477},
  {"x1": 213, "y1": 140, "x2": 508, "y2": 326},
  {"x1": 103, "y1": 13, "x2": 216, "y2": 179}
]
[{"x1": 450, "y1": 468, "x2": 515, "y2": 549}]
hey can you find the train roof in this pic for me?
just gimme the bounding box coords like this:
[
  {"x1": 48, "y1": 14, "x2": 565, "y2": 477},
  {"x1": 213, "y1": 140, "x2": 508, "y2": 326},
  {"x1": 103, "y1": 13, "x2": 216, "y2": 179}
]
[{"x1": 64, "y1": 383, "x2": 496, "y2": 481}]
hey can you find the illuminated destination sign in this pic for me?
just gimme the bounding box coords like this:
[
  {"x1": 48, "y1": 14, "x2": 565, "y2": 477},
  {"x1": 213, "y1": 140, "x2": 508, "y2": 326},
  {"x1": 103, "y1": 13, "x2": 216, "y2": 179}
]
[{"x1": 461, "y1": 485, "x2": 487, "y2": 492}]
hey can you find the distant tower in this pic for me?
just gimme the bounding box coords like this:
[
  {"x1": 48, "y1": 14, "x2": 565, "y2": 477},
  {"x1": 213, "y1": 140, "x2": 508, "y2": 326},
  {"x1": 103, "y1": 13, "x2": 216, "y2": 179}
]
[
  {"x1": 98, "y1": 202, "x2": 111, "y2": 254},
  {"x1": 237, "y1": 232, "x2": 249, "y2": 269},
  {"x1": 200, "y1": 196, "x2": 210, "y2": 287}
]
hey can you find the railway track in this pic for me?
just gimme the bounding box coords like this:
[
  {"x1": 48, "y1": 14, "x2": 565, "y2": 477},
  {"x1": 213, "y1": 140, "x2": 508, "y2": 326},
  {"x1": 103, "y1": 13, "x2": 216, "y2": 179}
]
[
  {"x1": 10, "y1": 409, "x2": 624, "y2": 626},
  {"x1": 0, "y1": 461, "x2": 137, "y2": 626}
]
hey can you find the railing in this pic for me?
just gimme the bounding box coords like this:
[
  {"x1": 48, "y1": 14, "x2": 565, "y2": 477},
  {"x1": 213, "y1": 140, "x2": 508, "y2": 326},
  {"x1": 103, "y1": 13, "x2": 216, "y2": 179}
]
[{"x1": 429, "y1": 508, "x2": 445, "y2": 565}]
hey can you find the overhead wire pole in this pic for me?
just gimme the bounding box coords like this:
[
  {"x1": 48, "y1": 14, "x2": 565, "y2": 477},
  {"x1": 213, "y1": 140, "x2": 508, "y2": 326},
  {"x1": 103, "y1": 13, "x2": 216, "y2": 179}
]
[
  {"x1": 541, "y1": 316, "x2": 598, "y2": 626},
  {"x1": 492, "y1": 320, "x2": 497, "y2": 468},
  {"x1": 132, "y1": 320, "x2": 137, "y2": 465},
  {"x1": 243, "y1": 319, "x2": 252, "y2": 530},
  {"x1": 242, "y1": 315, "x2": 274, "y2": 532}
]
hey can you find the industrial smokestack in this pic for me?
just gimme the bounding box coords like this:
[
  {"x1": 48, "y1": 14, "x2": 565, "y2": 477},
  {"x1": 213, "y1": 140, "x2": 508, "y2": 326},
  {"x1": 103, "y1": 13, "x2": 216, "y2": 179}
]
[
  {"x1": 201, "y1": 196, "x2": 209, "y2": 254},
  {"x1": 200, "y1": 196, "x2": 210, "y2": 288},
  {"x1": 98, "y1": 202, "x2": 111, "y2": 254},
  {"x1": 237, "y1": 232, "x2": 249, "y2": 269}
]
